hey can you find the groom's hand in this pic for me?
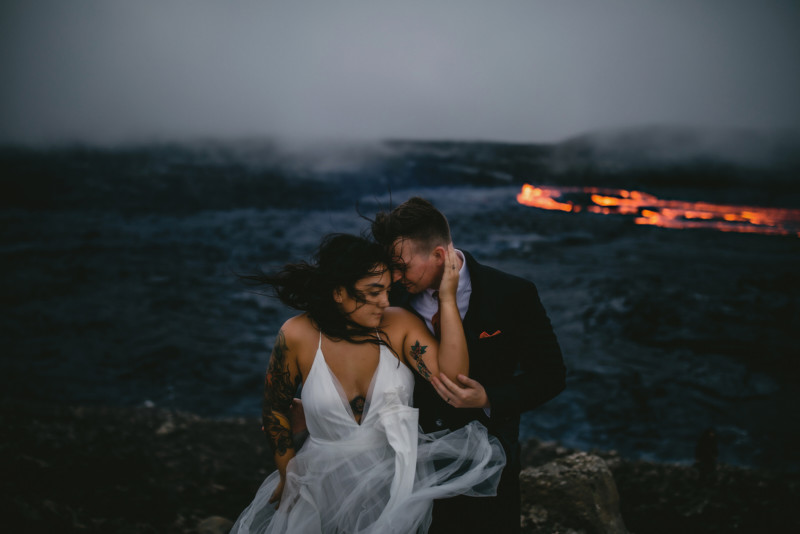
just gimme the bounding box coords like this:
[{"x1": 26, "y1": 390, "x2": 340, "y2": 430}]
[{"x1": 432, "y1": 373, "x2": 490, "y2": 410}]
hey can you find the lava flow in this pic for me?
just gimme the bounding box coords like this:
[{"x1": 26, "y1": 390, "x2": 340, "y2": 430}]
[{"x1": 517, "y1": 184, "x2": 800, "y2": 237}]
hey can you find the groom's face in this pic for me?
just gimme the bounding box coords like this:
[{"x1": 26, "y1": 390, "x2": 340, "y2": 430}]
[{"x1": 390, "y1": 238, "x2": 443, "y2": 294}]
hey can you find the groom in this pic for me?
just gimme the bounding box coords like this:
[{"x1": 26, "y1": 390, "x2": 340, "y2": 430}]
[{"x1": 371, "y1": 197, "x2": 566, "y2": 533}]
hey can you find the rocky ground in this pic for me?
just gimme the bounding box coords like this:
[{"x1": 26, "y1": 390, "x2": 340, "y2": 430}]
[
  {"x1": 2, "y1": 400, "x2": 798, "y2": 533},
  {"x1": 521, "y1": 443, "x2": 800, "y2": 533}
]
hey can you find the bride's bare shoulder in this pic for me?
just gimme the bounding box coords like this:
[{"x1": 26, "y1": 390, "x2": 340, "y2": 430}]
[
  {"x1": 278, "y1": 313, "x2": 318, "y2": 353},
  {"x1": 382, "y1": 307, "x2": 419, "y2": 323},
  {"x1": 381, "y1": 307, "x2": 426, "y2": 339}
]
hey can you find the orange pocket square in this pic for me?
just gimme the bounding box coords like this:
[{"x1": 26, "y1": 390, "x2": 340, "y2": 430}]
[{"x1": 479, "y1": 330, "x2": 501, "y2": 339}]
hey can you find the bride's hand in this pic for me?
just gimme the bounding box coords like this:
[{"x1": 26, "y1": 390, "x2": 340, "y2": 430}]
[{"x1": 438, "y1": 243, "x2": 460, "y2": 302}]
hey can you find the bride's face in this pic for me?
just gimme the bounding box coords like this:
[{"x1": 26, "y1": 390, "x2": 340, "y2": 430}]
[{"x1": 335, "y1": 266, "x2": 391, "y2": 328}]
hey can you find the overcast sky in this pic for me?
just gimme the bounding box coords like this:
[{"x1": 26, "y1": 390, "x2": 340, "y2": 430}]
[{"x1": 1, "y1": 0, "x2": 799, "y2": 145}]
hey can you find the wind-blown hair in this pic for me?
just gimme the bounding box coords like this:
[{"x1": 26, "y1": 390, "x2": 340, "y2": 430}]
[
  {"x1": 371, "y1": 196, "x2": 451, "y2": 254},
  {"x1": 240, "y1": 234, "x2": 392, "y2": 347}
]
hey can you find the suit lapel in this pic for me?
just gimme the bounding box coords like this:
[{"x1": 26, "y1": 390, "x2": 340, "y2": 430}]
[{"x1": 462, "y1": 251, "x2": 484, "y2": 341}]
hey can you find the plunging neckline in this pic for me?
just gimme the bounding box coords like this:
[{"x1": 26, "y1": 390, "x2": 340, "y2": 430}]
[{"x1": 316, "y1": 340, "x2": 383, "y2": 426}]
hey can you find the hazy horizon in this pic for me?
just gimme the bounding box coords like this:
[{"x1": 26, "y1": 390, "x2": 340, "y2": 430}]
[{"x1": 2, "y1": 1, "x2": 799, "y2": 146}]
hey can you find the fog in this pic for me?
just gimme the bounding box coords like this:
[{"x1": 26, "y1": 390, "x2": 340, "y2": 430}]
[{"x1": 1, "y1": 0, "x2": 799, "y2": 145}]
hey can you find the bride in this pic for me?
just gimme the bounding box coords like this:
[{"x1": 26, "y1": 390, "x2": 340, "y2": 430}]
[{"x1": 231, "y1": 234, "x2": 505, "y2": 533}]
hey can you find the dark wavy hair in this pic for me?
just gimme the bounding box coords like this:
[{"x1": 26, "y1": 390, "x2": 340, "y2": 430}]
[
  {"x1": 371, "y1": 196, "x2": 451, "y2": 253},
  {"x1": 240, "y1": 234, "x2": 393, "y2": 348}
]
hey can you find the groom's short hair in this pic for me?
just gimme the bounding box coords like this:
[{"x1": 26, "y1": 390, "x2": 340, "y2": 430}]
[{"x1": 372, "y1": 197, "x2": 451, "y2": 253}]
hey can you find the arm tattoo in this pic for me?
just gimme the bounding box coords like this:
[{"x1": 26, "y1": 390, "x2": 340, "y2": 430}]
[
  {"x1": 261, "y1": 330, "x2": 300, "y2": 456},
  {"x1": 409, "y1": 340, "x2": 432, "y2": 381}
]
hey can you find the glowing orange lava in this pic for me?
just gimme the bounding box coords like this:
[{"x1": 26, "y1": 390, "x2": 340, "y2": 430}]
[{"x1": 517, "y1": 184, "x2": 800, "y2": 237}]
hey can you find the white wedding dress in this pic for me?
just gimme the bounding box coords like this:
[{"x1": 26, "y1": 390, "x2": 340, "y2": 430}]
[{"x1": 231, "y1": 336, "x2": 505, "y2": 533}]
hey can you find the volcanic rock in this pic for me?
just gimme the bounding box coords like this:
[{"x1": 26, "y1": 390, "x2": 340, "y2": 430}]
[{"x1": 520, "y1": 452, "x2": 628, "y2": 534}]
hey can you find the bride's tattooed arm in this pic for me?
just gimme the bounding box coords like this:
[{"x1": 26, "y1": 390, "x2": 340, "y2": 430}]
[
  {"x1": 262, "y1": 330, "x2": 301, "y2": 457},
  {"x1": 409, "y1": 340, "x2": 433, "y2": 381}
]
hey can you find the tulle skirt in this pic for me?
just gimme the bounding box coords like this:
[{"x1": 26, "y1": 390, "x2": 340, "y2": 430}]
[{"x1": 230, "y1": 421, "x2": 505, "y2": 534}]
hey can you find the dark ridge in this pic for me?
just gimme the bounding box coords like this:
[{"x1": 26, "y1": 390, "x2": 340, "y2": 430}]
[{"x1": 3, "y1": 130, "x2": 799, "y2": 214}]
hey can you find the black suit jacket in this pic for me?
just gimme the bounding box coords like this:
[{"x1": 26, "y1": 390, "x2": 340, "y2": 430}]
[{"x1": 392, "y1": 251, "x2": 566, "y2": 531}]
